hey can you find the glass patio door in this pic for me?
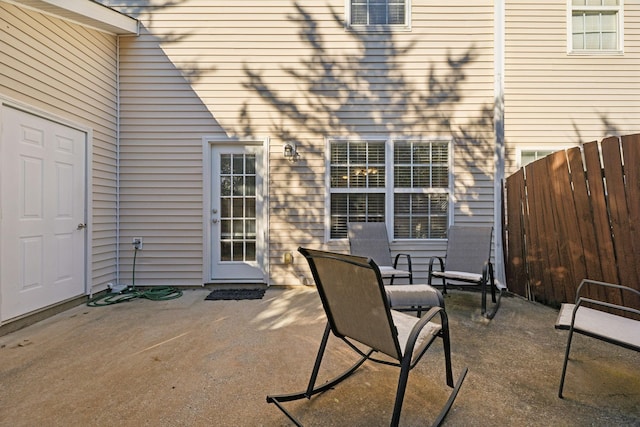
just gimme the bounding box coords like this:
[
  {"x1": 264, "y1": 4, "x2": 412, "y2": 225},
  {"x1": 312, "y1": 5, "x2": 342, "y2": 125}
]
[{"x1": 210, "y1": 144, "x2": 264, "y2": 282}]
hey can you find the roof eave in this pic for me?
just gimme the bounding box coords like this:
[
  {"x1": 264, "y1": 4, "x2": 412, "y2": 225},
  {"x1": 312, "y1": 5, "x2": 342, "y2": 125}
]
[{"x1": 6, "y1": 0, "x2": 139, "y2": 35}]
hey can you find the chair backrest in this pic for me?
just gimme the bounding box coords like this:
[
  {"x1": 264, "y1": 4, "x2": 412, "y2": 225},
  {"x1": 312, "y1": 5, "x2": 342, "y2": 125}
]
[
  {"x1": 347, "y1": 222, "x2": 393, "y2": 267},
  {"x1": 444, "y1": 226, "x2": 493, "y2": 273},
  {"x1": 299, "y1": 247, "x2": 402, "y2": 360}
]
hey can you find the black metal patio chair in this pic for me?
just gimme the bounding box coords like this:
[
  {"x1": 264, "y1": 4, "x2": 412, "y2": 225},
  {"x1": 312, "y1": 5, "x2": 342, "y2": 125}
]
[
  {"x1": 267, "y1": 247, "x2": 467, "y2": 427},
  {"x1": 428, "y1": 225, "x2": 504, "y2": 319},
  {"x1": 348, "y1": 222, "x2": 413, "y2": 285},
  {"x1": 555, "y1": 279, "x2": 640, "y2": 399}
]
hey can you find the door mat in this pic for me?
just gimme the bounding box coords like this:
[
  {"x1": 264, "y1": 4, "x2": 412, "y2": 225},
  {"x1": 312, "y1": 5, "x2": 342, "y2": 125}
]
[{"x1": 205, "y1": 289, "x2": 266, "y2": 301}]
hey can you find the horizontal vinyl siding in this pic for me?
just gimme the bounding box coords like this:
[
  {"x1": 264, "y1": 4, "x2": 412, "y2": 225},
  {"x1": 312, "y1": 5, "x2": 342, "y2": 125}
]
[
  {"x1": 504, "y1": 0, "x2": 640, "y2": 174},
  {"x1": 106, "y1": 0, "x2": 495, "y2": 286},
  {"x1": 0, "y1": 3, "x2": 119, "y2": 291}
]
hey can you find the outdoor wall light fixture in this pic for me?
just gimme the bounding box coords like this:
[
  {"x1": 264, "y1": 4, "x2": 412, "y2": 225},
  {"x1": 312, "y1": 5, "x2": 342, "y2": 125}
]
[
  {"x1": 283, "y1": 251, "x2": 294, "y2": 265},
  {"x1": 283, "y1": 142, "x2": 298, "y2": 161}
]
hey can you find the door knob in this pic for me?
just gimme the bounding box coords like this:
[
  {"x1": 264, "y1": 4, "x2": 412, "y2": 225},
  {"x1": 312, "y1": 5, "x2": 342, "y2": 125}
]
[{"x1": 77, "y1": 223, "x2": 87, "y2": 230}]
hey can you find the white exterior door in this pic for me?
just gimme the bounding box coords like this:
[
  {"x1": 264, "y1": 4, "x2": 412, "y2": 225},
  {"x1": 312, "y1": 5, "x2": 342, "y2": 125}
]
[
  {"x1": 209, "y1": 144, "x2": 265, "y2": 282},
  {"x1": 1, "y1": 106, "x2": 86, "y2": 321}
]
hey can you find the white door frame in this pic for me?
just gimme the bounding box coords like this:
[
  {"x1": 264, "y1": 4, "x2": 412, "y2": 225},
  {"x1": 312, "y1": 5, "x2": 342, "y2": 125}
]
[
  {"x1": 202, "y1": 137, "x2": 269, "y2": 284},
  {"x1": 0, "y1": 98, "x2": 92, "y2": 308}
]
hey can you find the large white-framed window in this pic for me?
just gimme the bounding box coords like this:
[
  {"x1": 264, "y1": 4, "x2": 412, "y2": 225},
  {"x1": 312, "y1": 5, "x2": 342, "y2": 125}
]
[
  {"x1": 346, "y1": 0, "x2": 411, "y2": 31},
  {"x1": 568, "y1": 0, "x2": 623, "y2": 54},
  {"x1": 327, "y1": 137, "x2": 451, "y2": 240}
]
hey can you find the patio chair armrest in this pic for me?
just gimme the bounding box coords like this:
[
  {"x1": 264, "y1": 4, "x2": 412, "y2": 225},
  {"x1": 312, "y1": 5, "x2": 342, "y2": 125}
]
[
  {"x1": 393, "y1": 253, "x2": 412, "y2": 272},
  {"x1": 481, "y1": 260, "x2": 495, "y2": 281},
  {"x1": 405, "y1": 306, "x2": 447, "y2": 363},
  {"x1": 428, "y1": 256, "x2": 445, "y2": 275},
  {"x1": 575, "y1": 279, "x2": 640, "y2": 307}
]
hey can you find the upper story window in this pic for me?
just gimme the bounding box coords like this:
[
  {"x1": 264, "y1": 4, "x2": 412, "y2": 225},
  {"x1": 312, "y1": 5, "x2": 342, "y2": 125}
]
[
  {"x1": 569, "y1": 0, "x2": 623, "y2": 53},
  {"x1": 328, "y1": 138, "x2": 450, "y2": 240},
  {"x1": 347, "y1": 0, "x2": 411, "y2": 31}
]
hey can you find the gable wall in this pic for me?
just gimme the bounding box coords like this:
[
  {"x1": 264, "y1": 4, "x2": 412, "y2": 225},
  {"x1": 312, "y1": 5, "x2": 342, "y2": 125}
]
[
  {"x1": 504, "y1": 1, "x2": 640, "y2": 174},
  {"x1": 0, "y1": 2, "x2": 120, "y2": 291},
  {"x1": 106, "y1": 0, "x2": 496, "y2": 285}
]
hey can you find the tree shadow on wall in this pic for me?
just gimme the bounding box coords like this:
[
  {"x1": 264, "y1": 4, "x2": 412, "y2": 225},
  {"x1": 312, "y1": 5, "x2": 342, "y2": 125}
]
[
  {"x1": 239, "y1": 2, "x2": 496, "y2": 224},
  {"x1": 240, "y1": 4, "x2": 489, "y2": 142}
]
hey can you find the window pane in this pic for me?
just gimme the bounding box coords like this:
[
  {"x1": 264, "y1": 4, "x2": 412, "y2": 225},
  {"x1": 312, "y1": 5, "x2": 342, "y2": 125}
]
[
  {"x1": 246, "y1": 198, "x2": 256, "y2": 218},
  {"x1": 394, "y1": 194, "x2": 410, "y2": 214},
  {"x1": 330, "y1": 192, "x2": 385, "y2": 238},
  {"x1": 351, "y1": 4, "x2": 367, "y2": 25},
  {"x1": 350, "y1": 166, "x2": 367, "y2": 187},
  {"x1": 221, "y1": 198, "x2": 231, "y2": 218},
  {"x1": 432, "y1": 166, "x2": 449, "y2": 187},
  {"x1": 430, "y1": 217, "x2": 448, "y2": 238},
  {"x1": 246, "y1": 220, "x2": 256, "y2": 239},
  {"x1": 368, "y1": 142, "x2": 385, "y2": 163},
  {"x1": 584, "y1": 13, "x2": 599, "y2": 32},
  {"x1": 585, "y1": 32, "x2": 600, "y2": 49},
  {"x1": 572, "y1": 14, "x2": 584, "y2": 34},
  {"x1": 388, "y1": 4, "x2": 405, "y2": 25},
  {"x1": 413, "y1": 166, "x2": 430, "y2": 187},
  {"x1": 245, "y1": 176, "x2": 256, "y2": 197},
  {"x1": 232, "y1": 176, "x2": 244, "y2": 196},
  {"x1": 331, "y1": 142, "x2": 348, "y2": 163},
  {"x1": 413, "y1": 144, "x2": 431, "y2": 163},
  {"x1": 368, "y1": 166, "x2": 385, "y2": 187},
  {"x1": 233, "y1": 198, "x2": 244, "y2": 218},
  {"x1": 601, "y1": 13, "x2": 617, "y2": 31},
  {"x1": 220, "y1": 177, "x2": 231, "y2": 197},
  {"x1": 349, "y1": 193, "x2": 367, "y2": 216},
  {"x1": 221, "y1": 241, "x2": 231, "y2": 261},
  {"x1": 349, "y1": 141, "x2": 367, "y2": 163},
  {"x1": 220, "y1": 154, "x2": 231, "y2": 174},
  {"x1": 245, "y1": 242, "x2": 256, "y2": 261},
  {"x1": 432, "y1": 142, "x2": 449, "y2": 162},
  {"x1": 369, "y1": 4, "x2": 387, "y2": 24},
  {"x1": 233, "y1": 242, "x2": 244, "y2": 261},
  {"x1": 394, "y1": 193, "x2": 449, "y2": 238},
  {"x1": 394, "y1": 141, "x2": 412, "y2": 163},
  {"x1": 601, "y1": 32, "x2": 617, "y2": 49},
  {"x1": 331, "y1": 166, "x2": 348, "y2": 187},
  {"x1": 245, "y1": 154, "x2": 255, "y2": 174},
  {"x1": 221, "y1": 220, "x2": 231, "y2": 239},
  {"x1": 232, "y1": 155, "x2": 244, "y2": 174},
  {"x1": 233, "y1": 219, "x2": 244, "y2": 238},
  {"x1": 395, "y1": 166, "x2": 412, "y2": 187}
]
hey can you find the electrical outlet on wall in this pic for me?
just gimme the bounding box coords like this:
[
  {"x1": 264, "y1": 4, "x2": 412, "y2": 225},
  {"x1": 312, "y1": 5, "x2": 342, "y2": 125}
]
[{"x1": 133, "y1": 237, "x2": 143, "y2": 250}]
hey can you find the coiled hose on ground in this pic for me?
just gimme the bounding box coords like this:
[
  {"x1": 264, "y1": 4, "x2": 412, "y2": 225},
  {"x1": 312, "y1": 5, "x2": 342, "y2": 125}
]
[{"x1": 87, "y1": 246, "x2": 183, "y2": 307}]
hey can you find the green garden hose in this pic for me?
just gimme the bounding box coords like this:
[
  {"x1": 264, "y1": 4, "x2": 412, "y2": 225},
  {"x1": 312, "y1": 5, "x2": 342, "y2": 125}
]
[{"x1": 87, "y1": 246, "x2": 183, "y2": 307}]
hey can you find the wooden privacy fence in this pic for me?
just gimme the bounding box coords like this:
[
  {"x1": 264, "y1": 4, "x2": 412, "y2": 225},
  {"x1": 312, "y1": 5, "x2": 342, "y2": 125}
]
[{"x1": 504, "y1": 133, "x2": 640, "y2": 310}]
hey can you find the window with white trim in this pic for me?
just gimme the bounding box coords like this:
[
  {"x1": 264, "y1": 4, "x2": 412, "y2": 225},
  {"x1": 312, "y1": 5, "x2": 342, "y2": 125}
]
[
  {"x1": 517, "y1": 146, "x2": 576, "y2": 169},
  {"x1": 328, "y1": 138, "x2": 450, "y2": 239},
  {"x1": 570, "y1": 0, "x2": 622, "y2": 53},
  {"x1": 347, "y1": 0, "x2": 410, "y2": 30}
]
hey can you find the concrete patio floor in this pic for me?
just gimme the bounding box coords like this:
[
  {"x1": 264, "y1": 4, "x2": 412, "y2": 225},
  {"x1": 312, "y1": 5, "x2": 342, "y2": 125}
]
[{"x1": 0, "y1": 287, "x2": 638, "y2": 426}]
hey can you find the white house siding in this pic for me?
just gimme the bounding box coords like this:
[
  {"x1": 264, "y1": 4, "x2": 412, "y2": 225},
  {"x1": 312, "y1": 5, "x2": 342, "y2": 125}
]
[
  {"x1": 104, "y1": 1, "x2": 495, "y2": 286},
  {"x1": 504, "y1": 1, "x2": 640, "y2": 175},
  {"x1": 0, "y1": 3, "x2": 120, "y2": 291}
]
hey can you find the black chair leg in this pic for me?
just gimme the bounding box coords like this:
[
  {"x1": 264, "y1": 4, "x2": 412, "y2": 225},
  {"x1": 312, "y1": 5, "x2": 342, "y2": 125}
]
[{"x1": 558, "y1": 328, "x2": 575, "y2": 398}]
